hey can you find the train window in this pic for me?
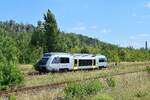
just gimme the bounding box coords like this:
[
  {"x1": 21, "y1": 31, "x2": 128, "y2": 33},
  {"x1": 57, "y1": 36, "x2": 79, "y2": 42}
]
[
  {"x1": 79, "y1": 60, "x2": 92, "y2": 66},
  {"x1": 99, "y1": 59, "x2": 106, "y2": 62},
  {"x1": 60, "y1": 57, "x2": 69, "y2": 63},
  {"x1": 52, "y1": 57, "x2": 60, "y2": 64}
]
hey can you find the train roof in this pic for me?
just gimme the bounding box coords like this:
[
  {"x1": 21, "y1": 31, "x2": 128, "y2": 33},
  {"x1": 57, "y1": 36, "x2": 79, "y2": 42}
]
[
  {"x1": 45, "y1": 52, "x2": 71, "y2": 55},
  {"x1": 43, "y1": 52, "x2": 106, "y2": 58}
]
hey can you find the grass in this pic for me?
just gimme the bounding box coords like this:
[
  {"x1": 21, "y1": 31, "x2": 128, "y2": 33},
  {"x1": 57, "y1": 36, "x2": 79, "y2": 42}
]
[
  {"x1": 1, "y1": 62, "x2": 150, "y2": 100},
  {"x1": 16, "y1": 89, "x2": 63, "y2": 100},
  {"x1": 107, "y1": 72, "x2": 150, "y2": 100},
  {"x1": 6, "y1": 69, "x2": 150, "y2": 100},
  {"x1": 18, "y1": 64, "x2": 36, "y2": 74},
  {"x1": 24, "y1": 62, "x2": 148, "y2": 87}
]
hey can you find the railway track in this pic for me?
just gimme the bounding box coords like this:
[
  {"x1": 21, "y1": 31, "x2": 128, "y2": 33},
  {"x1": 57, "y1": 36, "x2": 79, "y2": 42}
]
[
  {"x1": 0, "y1": 69, "x2": 146, "y2": 97},
  {"x1": 25, "y1": 62, "x2": 150, "y2": 76}
]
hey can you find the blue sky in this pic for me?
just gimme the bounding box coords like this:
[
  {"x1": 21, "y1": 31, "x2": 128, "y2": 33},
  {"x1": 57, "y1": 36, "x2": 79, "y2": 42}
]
[{"x1": 1, "y1": 0, "x2": 150, "y2": 48}]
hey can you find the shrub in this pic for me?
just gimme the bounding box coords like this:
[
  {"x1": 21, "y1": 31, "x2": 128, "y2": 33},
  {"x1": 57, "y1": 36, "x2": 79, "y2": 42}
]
[
  {"x1": 18, "y1": 46, "x2": 43, "y2": 64},
  {"x1": 85, "y1": 80, "x2": 103, "y2": 95},
  {"x1": 92, "y1": 93, "x2": 114, "y2": 100},
  {"x1": 0, "y1": 35, "x2": 23, "y2": 90},
  {"x1": 64, "y1": 83, "x2": 86, "y2": 97},
  {"x1": 106, "y1": 77, "x2": 116, "y2": 88},
  {"x1": 64, "y1": 80, "x2": 103, "y2": 98},
  {"x1": 135, "y1": 90, "x2": 147, "y2": 98},
  {"x1": 9, "y1": 94, "x2": 16, "y2": 100},
  {"x1": 0, "y1": 64, "x2": 23, "y2": 90},
  {"x1": 146, "y1": 66, "x2": 150, "y2": 74}
]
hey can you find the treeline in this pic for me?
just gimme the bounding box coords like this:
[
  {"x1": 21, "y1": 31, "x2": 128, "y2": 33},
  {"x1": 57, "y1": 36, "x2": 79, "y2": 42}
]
[
  {"x1": 1, "y1": 9, "x2": 150, "y2": 64},
  {"x1": 0, "y1": 20, "x2": 35, "y2": 33}
]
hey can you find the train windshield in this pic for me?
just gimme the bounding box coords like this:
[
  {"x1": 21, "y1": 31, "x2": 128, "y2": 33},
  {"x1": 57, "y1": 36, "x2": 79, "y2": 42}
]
[
  {"x1": 38, "y1": 58, "x2": 49, "y2": 65},
  {"x1": 43, "y1": 54, "x2": 51, "y2": 57},
  {"x1": 99, "y1": 58, "x2": 107, "y2": 62}
]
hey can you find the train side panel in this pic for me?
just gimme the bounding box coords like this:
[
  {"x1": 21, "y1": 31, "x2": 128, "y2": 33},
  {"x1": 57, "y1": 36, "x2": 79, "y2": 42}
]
[{"x1": 47, "y1": 55, "x2": 74, "y2": 71}]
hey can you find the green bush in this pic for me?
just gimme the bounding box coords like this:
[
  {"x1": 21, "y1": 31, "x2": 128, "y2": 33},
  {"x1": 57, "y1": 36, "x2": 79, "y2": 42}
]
[
  {"x1": 106, "y1": 77, "x2": 116, "y2": 88},
  {"x1": 92, "y1": 93, "x2": 114, "y2": 100},
  {"x1": 64, "y1": 83, "x2": 87, "y2": 97},
  {"x1": 64, "y1": 80, "x2": 103, "y2": 98},
  {"x1": 85, "y1": 80, "x2": 103, "y2": 95},
  {"x1": 146, "y1": 66, "x2": 150, "y2": 74},
  {"x1": 0, "y1": 64, "x2": 23, "y2": 90},
  {"x1": 18, "y1": 46, "x2": 43, "y2": 64},
  {"x1": 9, "y1": 94, "x2": 16, "y2": 100},
  {"x1": 0, "y1": 35, "x2": 23, "y2": 90},
  {"x1": 135, "y1": 90, "x2": 148, "y2": 98}
]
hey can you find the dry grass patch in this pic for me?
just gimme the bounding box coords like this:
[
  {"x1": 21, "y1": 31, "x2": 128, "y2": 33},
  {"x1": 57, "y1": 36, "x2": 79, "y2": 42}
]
[
  {"x1": 106, "y1": 72, "x2": 150, "y2": 100},
  {"x1": 15, "y1": 88, "x2": 64, "y2": 100},
  {"x1": 24, "y1": 64, "x2": 147, "y2": 87}
]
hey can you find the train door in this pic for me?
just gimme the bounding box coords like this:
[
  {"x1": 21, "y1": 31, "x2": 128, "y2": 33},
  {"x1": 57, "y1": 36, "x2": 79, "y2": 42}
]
[
  {"x1": 92, "y1": 59, "x2": 96, "y2": 68},
  {"x1": 73, "y1": 59, "x2": 78, "y2": 70}
]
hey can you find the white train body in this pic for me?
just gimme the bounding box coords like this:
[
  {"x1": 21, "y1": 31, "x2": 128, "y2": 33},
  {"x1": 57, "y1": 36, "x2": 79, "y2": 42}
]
[{"x1": 35, "y1": 52, "x2": 107, "y2": 72}]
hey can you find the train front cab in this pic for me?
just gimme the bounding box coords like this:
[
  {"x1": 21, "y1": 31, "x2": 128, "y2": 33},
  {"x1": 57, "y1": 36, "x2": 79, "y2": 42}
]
[
  {"x1": 35, "y1": 57, "x2": 50, "y2": 72},
  {"x1": 96, "y1": 56, "x2": 107, "y2": 68}
]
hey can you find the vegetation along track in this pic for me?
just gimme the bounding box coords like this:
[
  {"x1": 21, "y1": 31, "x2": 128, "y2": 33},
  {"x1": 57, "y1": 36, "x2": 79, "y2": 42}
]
[
  {"x1": 0, "y1": 69, "x2": 146, "y2": 97},
  {"x1": 25, "y1": 62, "x2": 150, "y2": 76}
]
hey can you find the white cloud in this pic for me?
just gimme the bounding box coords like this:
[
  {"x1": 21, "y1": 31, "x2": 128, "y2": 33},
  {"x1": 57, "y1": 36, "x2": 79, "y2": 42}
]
[
  {"x1": 116, "y1": 40, "x2": 133, "y2": 48},
  {"x1": 144, "y1": 2, "x2": 150, "y2": 8},
  {"x1": 128, "y1": 33, "x2": 150, "y2": 48},
  {"x1": 70, "y1": 21, "x2": 87, "y2": 31},
  {"x1": 136, "y1": 21, "x2": 144, "y2": 24},
  {"x1": 138, "y1": 33, "x2": 149, "y2": 37},
  {"x1": 100, "y1": 28, "x2": 111, "y2": 33},
  {"x1": 90, "y1": 26, "x2": 97, "y2": 29},
  {"x1": 71, "y1": 26, "x2": 86, "y2": 31},
  {"x1": 129, "y1": 36, "x2": 136, "y2": 40},
  {"x1": 129, "y1": 33, "x2": 149, "y2": 40}
]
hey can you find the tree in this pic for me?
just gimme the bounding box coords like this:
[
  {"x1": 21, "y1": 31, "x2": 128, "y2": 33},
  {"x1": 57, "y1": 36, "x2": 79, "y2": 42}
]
[
  {"x1": 81, "y1": 46, "x2": 90, "y2": 53},
  {"x1": 118, "y1": 49, "x2": 126, "y2": 61},
  {"x1": 43, "y1": 9, "x2": 59, "y2": 52},
  {"x1": 0, "y1": 35, "x2": 23, "y2": 90},
  {"x1": 31, "y1": 21, "x2": 45, "y2": 48}
]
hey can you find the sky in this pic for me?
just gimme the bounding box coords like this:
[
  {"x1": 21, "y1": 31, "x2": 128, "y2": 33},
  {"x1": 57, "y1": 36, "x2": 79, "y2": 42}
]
[{"x1": 0, "y1": 0, "x2": 150, "y2": 48}]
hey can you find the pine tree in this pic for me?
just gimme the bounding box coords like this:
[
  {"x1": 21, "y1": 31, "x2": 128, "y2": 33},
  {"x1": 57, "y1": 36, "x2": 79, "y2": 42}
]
[{"x1": 43, "y1": 9, "x2": 58, "y2": 52}]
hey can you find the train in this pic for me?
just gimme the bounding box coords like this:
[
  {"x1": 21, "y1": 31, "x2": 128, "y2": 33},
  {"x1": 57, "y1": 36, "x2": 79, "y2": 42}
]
[{"x1": 34, "y1": 52, "x2": 107, "y2": 72}]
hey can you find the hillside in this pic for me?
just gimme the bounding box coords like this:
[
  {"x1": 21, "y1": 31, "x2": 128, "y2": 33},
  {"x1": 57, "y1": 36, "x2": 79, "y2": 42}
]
[{"x1": 0, "y1": 10, "x2": 150, "y2": 64}]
